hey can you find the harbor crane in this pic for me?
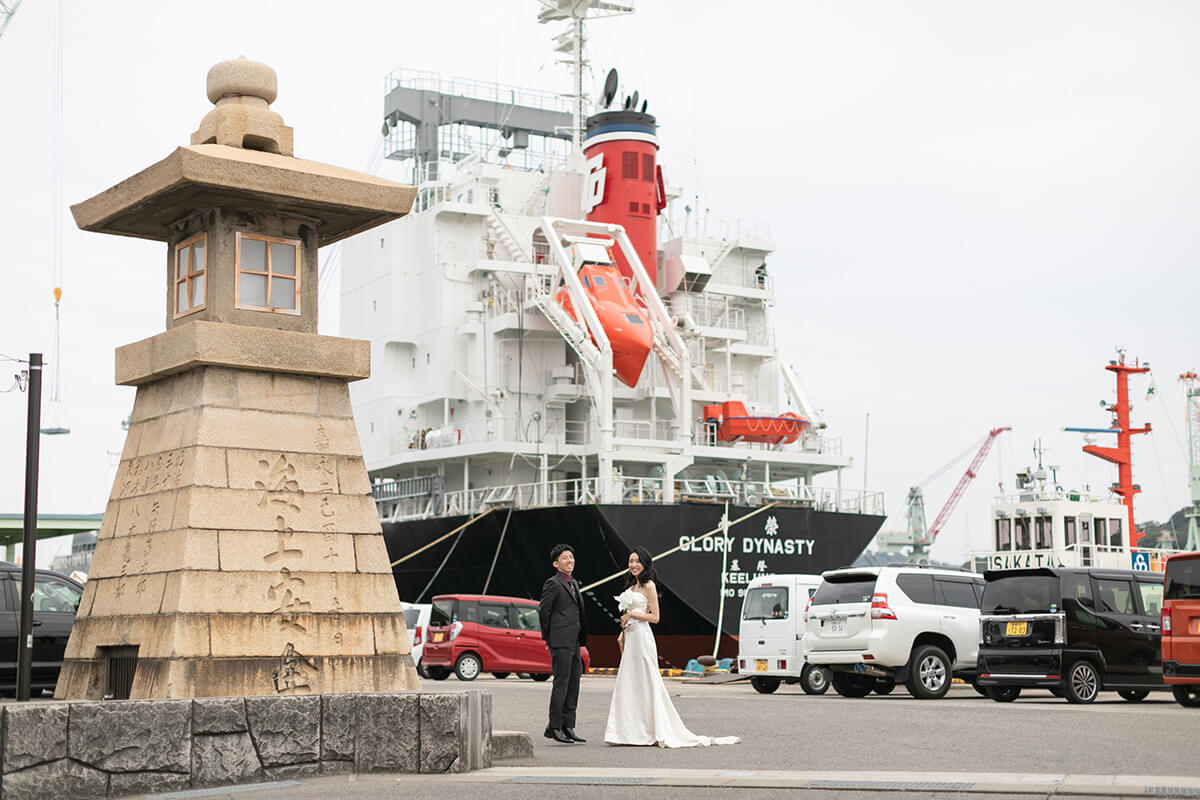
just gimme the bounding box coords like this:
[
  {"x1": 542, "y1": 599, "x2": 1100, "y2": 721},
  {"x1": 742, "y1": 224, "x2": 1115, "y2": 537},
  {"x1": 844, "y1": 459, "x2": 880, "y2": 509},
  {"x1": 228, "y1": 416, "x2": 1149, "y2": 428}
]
[
  {"x1": 877, "y1": 426, "x2": 1010, "y2": 563},
  {"x1": 0, "y1": 0, "x2": 23, "y2": 40}
]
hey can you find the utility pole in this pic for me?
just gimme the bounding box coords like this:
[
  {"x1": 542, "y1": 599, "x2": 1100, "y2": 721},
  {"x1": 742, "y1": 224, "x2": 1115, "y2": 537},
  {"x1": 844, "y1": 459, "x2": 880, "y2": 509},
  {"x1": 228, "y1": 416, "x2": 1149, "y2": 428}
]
[{"x1": 18, "y1": 353, "x2": 43, "y2": 701}]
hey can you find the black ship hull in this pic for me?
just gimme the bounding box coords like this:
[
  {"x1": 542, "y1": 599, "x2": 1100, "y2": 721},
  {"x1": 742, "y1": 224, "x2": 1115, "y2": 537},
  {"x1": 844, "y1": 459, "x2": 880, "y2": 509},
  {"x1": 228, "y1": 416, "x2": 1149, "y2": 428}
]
[{"x1": 382, "y1": 502, "x2": 883, "y2": 668}]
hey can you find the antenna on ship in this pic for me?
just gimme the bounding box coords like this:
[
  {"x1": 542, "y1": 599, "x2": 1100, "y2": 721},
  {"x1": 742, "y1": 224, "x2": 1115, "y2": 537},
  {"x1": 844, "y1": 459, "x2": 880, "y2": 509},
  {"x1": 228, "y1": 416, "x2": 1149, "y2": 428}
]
[{"x1": 537, "y1": 0, "x2": 634, "y2": 155}]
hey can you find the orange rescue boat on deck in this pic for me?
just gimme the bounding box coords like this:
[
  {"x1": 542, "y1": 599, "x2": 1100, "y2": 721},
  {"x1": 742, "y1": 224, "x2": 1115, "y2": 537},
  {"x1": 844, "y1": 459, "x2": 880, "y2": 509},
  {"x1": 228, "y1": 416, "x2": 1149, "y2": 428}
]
[
  {"x1": 556, "y1": 262, "x2": 653, "y2": 387},
  {"x1": 704, "y1": 401, "x2": 809, "y2": 445}
]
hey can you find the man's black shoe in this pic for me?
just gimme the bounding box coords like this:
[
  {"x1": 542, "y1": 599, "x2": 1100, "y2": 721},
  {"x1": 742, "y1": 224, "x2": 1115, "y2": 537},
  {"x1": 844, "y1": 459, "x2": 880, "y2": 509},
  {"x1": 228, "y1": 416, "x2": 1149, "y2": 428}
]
[
  {"x1": 544, "y1": 727, "x2": 574, "y2": 744},
  {"x1": 564, "y1": 727, "x2": 587, "y2": 743}
]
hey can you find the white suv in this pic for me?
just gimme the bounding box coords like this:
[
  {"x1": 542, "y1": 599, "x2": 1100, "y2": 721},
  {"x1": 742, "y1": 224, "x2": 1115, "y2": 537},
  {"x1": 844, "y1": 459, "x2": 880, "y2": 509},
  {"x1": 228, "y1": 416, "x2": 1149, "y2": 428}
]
[{"x1": 803, "y1": 565, "x2": 985, "y2": 699}]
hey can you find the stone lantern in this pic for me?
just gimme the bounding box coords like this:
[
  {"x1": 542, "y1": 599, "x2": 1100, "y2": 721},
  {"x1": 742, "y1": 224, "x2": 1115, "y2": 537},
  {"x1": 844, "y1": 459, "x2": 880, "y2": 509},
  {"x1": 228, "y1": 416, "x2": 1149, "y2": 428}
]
[{"x1": 58, "y1": 58, "x2": 419, "y2": 699}]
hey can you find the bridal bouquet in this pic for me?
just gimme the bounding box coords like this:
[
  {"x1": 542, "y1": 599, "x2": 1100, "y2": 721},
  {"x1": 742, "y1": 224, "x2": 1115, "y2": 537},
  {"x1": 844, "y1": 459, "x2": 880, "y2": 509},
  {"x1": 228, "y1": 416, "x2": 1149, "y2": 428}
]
[{"x1": 615, "y1": 589, "x2": 637, "y2": 614}]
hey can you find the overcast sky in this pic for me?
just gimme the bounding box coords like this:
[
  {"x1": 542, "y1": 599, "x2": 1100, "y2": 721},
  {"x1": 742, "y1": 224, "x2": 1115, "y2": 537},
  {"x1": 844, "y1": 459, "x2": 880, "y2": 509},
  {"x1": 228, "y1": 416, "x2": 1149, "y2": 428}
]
[{"x1": 0, "y1": 1, "x2": 1196, "y2": 566}]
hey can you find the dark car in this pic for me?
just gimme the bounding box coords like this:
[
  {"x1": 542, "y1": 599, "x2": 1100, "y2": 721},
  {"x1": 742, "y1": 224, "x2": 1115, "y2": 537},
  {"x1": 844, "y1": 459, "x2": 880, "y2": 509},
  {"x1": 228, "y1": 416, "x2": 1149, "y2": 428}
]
[
  {"x1": 421, "y1": 594, "x2": 590, "y2": 681},
  {"x1": 0, "y1": 563, "x2": 85, "y2": 695},
  {"x1": 977, "y1": 567, "x2": 1165, "y2": 704},
  {"x1": 1162, "y1": 551, "x2": 1200, "y2": 707}
]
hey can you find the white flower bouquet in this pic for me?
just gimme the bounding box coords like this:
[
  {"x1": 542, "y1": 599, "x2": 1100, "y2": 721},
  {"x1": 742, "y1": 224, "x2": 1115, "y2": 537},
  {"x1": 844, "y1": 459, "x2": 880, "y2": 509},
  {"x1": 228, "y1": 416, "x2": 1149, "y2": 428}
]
[{"x1": 615, "y1": 589, "x2": 637, "y2": 614}]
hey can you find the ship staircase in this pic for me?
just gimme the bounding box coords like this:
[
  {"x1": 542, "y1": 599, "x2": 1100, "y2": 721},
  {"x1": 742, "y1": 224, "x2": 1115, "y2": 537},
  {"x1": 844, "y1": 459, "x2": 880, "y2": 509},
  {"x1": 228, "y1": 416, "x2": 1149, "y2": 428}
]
[{"x1": 487, "y1": 209, "x2": 531, "y2": 262}]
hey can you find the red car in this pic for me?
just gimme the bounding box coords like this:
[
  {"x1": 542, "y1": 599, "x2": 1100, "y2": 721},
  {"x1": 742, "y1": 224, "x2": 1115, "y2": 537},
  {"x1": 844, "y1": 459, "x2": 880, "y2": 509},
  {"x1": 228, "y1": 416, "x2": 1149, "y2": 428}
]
[
  {"x1": 1162, "y1": 552, "x2": 1200, "y2": 707},
  {"x1": 421, "y1": 593, "x2": 590, "y2": 681}
]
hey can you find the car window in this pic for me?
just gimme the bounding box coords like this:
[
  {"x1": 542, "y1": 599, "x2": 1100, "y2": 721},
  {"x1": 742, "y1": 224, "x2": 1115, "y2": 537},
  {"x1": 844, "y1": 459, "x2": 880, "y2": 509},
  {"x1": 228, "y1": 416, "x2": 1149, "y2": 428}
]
[
  {"x1": 15, "y1": 576, "x2": 82, "y2": 613},
  {"x1": 479, "y1": 603, "x2": 509, "y2": 628},
  {"x1": 1137, "y1": 581, "x2": 1163, "y2": 617},
  {"x1": 1064, "y1": 573, "x2": 1094, "y2": 610},
  {"x1": 512, "y1": 605, "x2": 540, "y2": 631},
  {"x1": 458, "y1": 601, "x2": 479, "y2": 624},
  {"x1": 743, "y1": 586, "x2": 789, "y2": 620},
  {"x1": 812, "y1": 576, "x2": 877, "y2": 605},
  {"x1": 895, "y1": 573, "x2": 934, "y2": 604},
  {"x1": 431, "y1": 599, "x2": 455, "y2": 625},
  {"x1": 402, "y1": 609, "x2": 420, "y2": 628},
  {"x1": 935, "y1": 578, "x2": 979, "y2": 609},
  {"x1": 1094, "y1": 578, "x2": 1135, "y2": 615},
  {"x1": 1165, "y1": 559, "x2": 1200, "y2": 599},
  {"x1": 981, "y1": 575, "x2": 1059, "y2": 614}
]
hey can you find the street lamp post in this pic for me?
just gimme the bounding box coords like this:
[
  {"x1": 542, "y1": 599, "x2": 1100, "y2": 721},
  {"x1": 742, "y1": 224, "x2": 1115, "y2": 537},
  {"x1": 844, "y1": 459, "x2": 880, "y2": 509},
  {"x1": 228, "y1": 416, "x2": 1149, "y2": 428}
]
[{"x1": 18, "y1": 352, "x2": 43, "y2": 701}]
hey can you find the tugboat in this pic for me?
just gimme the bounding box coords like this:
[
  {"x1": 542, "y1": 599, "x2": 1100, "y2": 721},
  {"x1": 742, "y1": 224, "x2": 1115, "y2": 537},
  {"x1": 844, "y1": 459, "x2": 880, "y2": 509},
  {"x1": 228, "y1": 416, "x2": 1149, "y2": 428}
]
[
  {"x1": 970, "y1": 352, "x2": 1177, "y2": 573},
  {"x1": 342, "y1": 2, "x2": 886, "y2": 667}
]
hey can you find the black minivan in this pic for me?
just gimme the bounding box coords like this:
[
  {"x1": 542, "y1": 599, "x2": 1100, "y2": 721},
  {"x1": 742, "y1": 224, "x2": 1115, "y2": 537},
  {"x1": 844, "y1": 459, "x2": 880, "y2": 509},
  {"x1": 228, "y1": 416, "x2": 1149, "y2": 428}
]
[
  {"x1": 0, "y1": 564, "x2": 85, "y2": 695},
  {"x1": 977, "y1": 567, "x2": 1165, "y2": 704}
]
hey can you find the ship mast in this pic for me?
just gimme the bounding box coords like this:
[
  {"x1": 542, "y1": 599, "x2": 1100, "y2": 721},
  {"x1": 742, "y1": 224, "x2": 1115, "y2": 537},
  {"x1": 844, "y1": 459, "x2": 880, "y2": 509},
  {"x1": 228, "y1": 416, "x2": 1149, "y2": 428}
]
[
  {"x1": 537, "y1": 0, "x2": 634, "y2": 157},
  {"x1": 1065, "y1": 351, "x2": 1152, "y2": 546}
]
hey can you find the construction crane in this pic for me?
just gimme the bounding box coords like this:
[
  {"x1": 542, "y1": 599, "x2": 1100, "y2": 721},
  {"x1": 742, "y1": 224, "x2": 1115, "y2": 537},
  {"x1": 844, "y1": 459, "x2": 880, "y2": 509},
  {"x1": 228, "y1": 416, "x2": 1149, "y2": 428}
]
[
  {"x1": 0, "y1": 0, "x2": 23, "y2": 40},
  {"x1": 877, "y1": 426, "x2": 1010, "y2": 563}
]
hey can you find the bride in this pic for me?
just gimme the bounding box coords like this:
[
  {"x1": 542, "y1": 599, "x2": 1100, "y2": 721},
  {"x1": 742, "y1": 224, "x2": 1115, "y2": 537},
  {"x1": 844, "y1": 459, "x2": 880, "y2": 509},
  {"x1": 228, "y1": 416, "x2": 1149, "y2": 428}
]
[{"x1": 603, "y1": 546, "x2": 740, "y2": 748}]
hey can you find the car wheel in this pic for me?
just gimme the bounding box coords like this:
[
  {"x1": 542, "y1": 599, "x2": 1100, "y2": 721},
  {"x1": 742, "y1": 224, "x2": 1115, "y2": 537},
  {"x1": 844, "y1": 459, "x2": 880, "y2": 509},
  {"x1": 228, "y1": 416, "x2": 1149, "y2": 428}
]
[
  {"x1": 426, "y1": 666, "x2": 450, "y2": 681},
  {"x1": 971, "y1": 682, "x2": 988, "y2": 697},
  {"x1": 530, "y1": 673, "x2": 551, "y2": 682},
  {"x1": 800, "y1": 664, "x2": 831, "y2": 695},
  {"x1": 492, "y1": 672, "x2": 510, "y2": 679},
  {"x1": 906, "y1": 645, "x2": 951, "y2": 699},
  {"x1": 830, "y1": 671, "x2": 874, "y2": 698},
  {"x1": 1117, "y1": 689, "x2": 1150, "y2": 703},
  {"x1": 454, "y1": 653, "x2": 482, "y2": 681},
  {"x1": 417, "y1": 661, "x2": 429, "y2": 679},
  {"x1": 750, "y1": 676, "x2": 781, "y2": 694},
  {"x1": 1049, "y1": 687, "x2": 1066, "y2": 698},
  {"x1": 1172, "y1": 686, "x2": 1200, "y2": 707},
  {"x1": 873, "y1": 678, "x2": 897, "y2": 695},
  {"x1": 985, "y1": 686, "x2": 1022, "y2": 703},
  {"x1": 1064, "y1": 661, "x2": 1099, "y2": 704}
]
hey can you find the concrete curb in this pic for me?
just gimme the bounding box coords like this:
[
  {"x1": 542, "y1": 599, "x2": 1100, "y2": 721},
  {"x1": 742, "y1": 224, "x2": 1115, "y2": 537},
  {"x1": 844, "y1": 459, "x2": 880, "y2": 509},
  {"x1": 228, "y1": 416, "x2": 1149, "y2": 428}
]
[
  {"x1": 490, "y1": 731, "x2": 533, "y2": 760},
  {"x1": 398, "y1": 766, "x2": 1200, "y2": 797}
]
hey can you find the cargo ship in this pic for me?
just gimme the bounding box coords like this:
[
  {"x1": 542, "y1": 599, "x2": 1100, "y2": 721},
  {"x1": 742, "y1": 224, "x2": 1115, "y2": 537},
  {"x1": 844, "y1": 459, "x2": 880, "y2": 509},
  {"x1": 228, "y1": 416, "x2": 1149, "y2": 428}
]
[{"x1": 341, "y1": 1, "x2": 885, "y2": 667}]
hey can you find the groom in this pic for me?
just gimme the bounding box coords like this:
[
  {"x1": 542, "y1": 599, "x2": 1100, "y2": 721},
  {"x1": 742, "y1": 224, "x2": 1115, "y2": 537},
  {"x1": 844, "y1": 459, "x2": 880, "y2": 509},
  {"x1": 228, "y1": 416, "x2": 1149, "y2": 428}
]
[{"x1": 538, "y1": 543, "x2": 588, "y2": 744}]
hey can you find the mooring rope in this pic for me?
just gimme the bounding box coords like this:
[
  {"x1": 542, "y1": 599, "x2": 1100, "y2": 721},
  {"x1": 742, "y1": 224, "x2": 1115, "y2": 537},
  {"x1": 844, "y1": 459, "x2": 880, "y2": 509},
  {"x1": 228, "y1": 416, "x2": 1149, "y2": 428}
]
[
  {"x1": 481, "y1": 506, "x2": 515, "y2": 594},
  {"x1": 389, "y1": 507, "x2": 496, "y2": 568},
  {"x1": 579, "y1": 501, "x2": 780, "y2": 592}
]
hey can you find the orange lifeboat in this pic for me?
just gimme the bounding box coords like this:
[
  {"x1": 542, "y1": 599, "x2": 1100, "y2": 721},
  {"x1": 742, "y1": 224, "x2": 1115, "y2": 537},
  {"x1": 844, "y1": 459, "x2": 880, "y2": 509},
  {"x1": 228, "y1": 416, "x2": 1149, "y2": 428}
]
[
  {"x1": 556, "y1": 263, "x2": 653, "y2": 387},
  {"x1": 704, "y1": 401, "x2": 809, "y2": 445}
]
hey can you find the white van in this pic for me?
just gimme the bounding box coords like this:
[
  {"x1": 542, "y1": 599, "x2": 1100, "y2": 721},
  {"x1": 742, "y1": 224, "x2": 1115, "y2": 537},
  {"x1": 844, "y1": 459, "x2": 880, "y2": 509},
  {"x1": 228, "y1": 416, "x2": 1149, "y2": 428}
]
[
  {"x1": 737, "y1": 574, "x2": 831, "y2": 694},
  {"x1": 401, "y1": 601, "x2": 432, "y2": 678}
]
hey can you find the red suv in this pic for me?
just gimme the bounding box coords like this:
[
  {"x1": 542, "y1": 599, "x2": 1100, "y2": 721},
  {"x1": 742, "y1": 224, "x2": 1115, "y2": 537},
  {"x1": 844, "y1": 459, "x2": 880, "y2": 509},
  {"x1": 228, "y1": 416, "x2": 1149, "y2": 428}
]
[
  {"x1": 1162, "y1": 552, "x2": 1200, "y2": 707},
  {"x1": 421, "y1": 594, "x2": 590, "y2": 681}
]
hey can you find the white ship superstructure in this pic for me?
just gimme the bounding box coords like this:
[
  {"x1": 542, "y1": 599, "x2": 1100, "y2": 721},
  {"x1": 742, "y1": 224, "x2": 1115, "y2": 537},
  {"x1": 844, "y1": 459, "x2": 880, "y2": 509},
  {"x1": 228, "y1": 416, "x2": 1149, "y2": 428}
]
[{"x1": 340, "y1": 67, "x2": 882, "y2": 524}]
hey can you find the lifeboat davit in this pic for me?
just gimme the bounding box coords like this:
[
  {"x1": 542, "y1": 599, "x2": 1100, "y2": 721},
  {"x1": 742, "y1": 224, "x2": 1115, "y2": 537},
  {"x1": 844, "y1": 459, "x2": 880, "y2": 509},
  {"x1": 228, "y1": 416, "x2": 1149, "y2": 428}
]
[
  {"x1": 704, "y1": 401, "x2": 809, "y2": 445},
  {"x1": 556, "y1": 263, "x2": 653, "y2": 387}
]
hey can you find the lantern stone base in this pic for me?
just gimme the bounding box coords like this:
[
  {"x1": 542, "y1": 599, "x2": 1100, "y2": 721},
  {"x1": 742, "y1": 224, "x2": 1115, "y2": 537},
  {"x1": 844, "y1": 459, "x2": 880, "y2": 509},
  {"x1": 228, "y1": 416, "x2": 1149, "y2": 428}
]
[{"x1": 55, "y1": 357, "x2": 416, "y2": 700}]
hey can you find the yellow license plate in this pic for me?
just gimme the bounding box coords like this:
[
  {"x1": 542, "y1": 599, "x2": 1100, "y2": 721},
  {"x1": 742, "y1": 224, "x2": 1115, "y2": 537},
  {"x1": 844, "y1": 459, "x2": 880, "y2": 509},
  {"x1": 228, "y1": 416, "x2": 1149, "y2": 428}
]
[
  {"x1": 1005, "y1": 621, "x2": 1028, "y2": 636},
  {"x1": 755, "y1": 660, "x2": 768, "y2": 672},
  {"x1": 432, "y1": 632, "x2": 444, "y2": 642}
]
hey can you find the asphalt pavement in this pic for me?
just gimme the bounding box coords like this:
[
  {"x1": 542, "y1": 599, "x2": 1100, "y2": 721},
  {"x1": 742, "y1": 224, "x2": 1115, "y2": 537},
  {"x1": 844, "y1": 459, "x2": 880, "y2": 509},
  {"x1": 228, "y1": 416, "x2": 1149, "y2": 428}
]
[{"x1": 126, "y1": 674, "x2": 1200, "y2": 799}]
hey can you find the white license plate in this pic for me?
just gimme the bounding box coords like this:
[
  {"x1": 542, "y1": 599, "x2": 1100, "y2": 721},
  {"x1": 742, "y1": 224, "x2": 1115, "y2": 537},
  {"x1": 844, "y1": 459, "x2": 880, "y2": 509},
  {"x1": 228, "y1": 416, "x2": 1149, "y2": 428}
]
[{"x1": 827, "y1": 619, "x2": 846, "y2": 634}]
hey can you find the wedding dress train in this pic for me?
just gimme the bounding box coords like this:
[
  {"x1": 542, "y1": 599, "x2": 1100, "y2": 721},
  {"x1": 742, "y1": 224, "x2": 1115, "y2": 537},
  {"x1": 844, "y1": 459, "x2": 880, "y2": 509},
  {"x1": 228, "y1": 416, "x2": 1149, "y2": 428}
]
[{"x1": 603, "y1": 591, "x2": 740, "y2": 748}]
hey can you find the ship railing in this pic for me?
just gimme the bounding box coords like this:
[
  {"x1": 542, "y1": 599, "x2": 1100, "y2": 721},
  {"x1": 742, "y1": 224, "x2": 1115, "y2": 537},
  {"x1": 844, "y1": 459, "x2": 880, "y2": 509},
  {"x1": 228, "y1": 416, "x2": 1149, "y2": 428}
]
[
  {"x1": 375, "y1": 474, "x2": 884, "y2": 521},
  {"x1": 613, "y1": 419, "x2": 673, "y2": 441},
  {"x1": 386, "y1": 69, "x2": 572, "y2": 116},
  {"x1": 993, "y1": 489, "x2": 1114, "y2": 504},
  {"x1": 440, "y1": 477, "x2": 603, "y2": 516}
]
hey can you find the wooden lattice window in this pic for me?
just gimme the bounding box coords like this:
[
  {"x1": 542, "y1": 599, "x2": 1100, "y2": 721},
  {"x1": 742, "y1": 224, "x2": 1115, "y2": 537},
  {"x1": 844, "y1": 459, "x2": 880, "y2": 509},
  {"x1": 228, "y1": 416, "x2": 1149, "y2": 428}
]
[
  {"x1": 173, "y1": 234, "x2": 207, "y2": 318},
  {"x1": 236, "y1": 232, "x2": 300, "y2": 315}
]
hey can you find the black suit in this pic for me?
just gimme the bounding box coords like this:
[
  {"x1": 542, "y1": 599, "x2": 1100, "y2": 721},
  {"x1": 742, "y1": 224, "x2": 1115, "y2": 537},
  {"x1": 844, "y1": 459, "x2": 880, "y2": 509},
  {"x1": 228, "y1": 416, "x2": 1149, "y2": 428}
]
[{"x1": 539, "y1": 571, "x2": 587, "y2": 730}]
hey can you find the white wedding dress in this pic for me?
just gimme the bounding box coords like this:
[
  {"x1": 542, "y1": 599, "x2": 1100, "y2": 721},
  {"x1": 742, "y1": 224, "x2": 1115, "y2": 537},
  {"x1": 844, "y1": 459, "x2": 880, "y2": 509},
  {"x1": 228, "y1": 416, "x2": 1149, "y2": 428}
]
[{"x1": 603, "y1": 591, "x2": 740, "y2": 748}]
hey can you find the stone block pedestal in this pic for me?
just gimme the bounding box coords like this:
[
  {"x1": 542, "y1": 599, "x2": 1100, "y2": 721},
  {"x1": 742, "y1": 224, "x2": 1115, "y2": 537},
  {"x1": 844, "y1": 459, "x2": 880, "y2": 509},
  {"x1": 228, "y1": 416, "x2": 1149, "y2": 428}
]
[{"x1": 56, "y1": 353, "x2": 419, "y2": 699}]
